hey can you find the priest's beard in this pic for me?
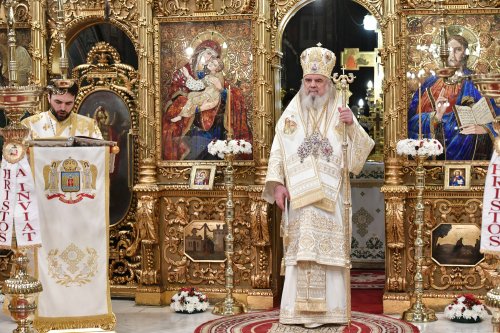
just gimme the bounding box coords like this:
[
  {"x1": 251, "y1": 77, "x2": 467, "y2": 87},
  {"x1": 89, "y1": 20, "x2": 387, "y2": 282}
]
[
  {"x1": 299, "y1": 84, "x2": 333, "y2": 111},
  {"x1": 51, "y1": 107, "x2": 71, "y2": 122}
]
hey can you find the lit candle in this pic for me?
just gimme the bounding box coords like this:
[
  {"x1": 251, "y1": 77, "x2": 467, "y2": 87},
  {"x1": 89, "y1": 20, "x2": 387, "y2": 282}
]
[
  {"x1": 418, "y1": 82, "x2": 422, "y2": 140},
  {"x1": 227, "y1": 85, "x2": 232, "y2": 139}
]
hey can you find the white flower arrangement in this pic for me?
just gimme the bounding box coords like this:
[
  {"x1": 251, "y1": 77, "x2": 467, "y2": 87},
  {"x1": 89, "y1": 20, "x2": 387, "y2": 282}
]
[
  {"x1": 396, "y1": 138, "x2": 443, "y2": 157},
  {"x1": 170, "y1": 287, "x2": 209, "y2": 314},
  {"x1": 444, "y1": 294, "x2": 488, "y2": 322},
  {"x1": 207, "y1": 139, "x2": 252, "y2": 159}
]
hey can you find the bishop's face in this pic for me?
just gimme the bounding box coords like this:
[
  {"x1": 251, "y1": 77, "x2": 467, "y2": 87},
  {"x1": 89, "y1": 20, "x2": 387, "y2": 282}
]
[
  {"x1": 48, "y1": 92, "x2": 76, "y2": 121},
  {"x1": 303, "y1": 74, "x2": 328, "y2": 97}
]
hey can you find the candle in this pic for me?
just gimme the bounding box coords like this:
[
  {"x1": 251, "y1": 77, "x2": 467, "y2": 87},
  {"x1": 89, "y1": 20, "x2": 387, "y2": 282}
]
[
  {"x1": 418, "y1": 83, "x2": 422, "y2": 140},
  {"x1": 227, "y1": 85, "x2": 232, "y2": 139}
]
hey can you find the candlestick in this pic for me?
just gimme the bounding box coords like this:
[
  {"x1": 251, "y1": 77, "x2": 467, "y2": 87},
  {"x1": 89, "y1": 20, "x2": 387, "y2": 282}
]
[
  {"x1": 227, "y1": 85, "x2": 232, "y2": 139},
  {"x1": 418, "y1": 83, "x2": 422, "y2": 139}
]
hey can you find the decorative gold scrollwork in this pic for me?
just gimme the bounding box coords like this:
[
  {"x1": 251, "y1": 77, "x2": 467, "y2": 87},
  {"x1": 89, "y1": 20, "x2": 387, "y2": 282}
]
[{"x1": 162, "y1": 195, "x2": 255, "y2": 289}]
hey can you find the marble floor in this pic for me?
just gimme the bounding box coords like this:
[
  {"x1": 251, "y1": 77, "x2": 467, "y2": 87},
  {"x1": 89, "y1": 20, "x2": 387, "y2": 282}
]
[{"x1": 0, "y1": 298, "x2": 495, "y2": 333}]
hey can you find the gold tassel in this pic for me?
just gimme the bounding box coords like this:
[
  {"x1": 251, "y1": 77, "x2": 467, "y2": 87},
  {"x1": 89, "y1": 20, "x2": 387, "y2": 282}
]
[{"x1": 34, "y1": 313, "x2": 116, "y2": 333}]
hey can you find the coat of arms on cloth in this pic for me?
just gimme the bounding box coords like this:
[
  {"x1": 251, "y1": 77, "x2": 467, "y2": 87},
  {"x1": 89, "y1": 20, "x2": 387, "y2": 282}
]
[{"x1": 43, "y1": 157, "x2": 98, "y2": 204}]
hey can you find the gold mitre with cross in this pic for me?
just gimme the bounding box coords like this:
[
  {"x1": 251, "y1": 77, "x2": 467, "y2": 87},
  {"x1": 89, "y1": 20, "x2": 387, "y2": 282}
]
[{"x1": 300, "y1": 43, "x2": 336, "y2": 78}]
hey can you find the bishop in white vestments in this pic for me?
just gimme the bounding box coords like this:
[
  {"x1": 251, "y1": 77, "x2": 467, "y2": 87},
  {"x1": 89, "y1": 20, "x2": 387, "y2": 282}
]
[{"x1": 262, "y1": 45, "x2": 374, "y2": 328}]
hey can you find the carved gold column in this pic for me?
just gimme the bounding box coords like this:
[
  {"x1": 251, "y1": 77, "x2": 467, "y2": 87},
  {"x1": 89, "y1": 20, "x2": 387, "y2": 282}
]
[
  {"x1": 249, "y1": 0, "x2": 274, "y2": 308},
  {"x1": 132, "y1": 188, "x2": 162, "y2": 306},
  {"x1": 379, "y1": 0, "x2": 410, "y2": 313},
  {"x1": 382, "y1": 187, "x2": 409, "y2": 308},
  {"x1": 247, "y1": 189, "x2": 273, "y2": 309},
  {"x1": 137, "y1": 0, "x2": 156, "y2": 169},
  {"x1": 134, "y1": 0, "x2": 162, "y2": 305},
  {"x1": 30, "y1": 0, "x2": 48, "y2": 113},
  {"x1": 380, "y1": 0, "x2": 403, "y2": 185},
  {"x1": 254, "y1": 0, "x2": 273, "y2": 185}
]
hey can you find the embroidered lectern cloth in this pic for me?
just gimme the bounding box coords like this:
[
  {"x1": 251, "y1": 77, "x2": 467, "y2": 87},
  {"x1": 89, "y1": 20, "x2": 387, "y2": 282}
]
[{"x1": 30, "y1": 146, "x2": 115, "y2": 332}]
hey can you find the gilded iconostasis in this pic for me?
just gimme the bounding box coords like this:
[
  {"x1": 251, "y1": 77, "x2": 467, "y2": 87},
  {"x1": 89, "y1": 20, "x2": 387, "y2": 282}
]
[{"x1": 0, "y1": 0, "x2": 499, "y2": 313}]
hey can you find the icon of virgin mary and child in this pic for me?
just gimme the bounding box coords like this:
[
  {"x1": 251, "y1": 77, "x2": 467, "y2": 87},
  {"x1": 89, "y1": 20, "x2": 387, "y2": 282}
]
[{"x1": 161, "y1": 39, "x2": 252, "y2": 160}]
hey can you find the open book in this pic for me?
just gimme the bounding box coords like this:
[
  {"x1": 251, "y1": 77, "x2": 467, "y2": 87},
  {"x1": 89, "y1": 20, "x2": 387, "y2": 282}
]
[
  {"x1": 453, "y1": 97, "x2": 495, "y2": 127},
  {"x1": 28, "y1": 136, "x2": 116, "y2": 147}
]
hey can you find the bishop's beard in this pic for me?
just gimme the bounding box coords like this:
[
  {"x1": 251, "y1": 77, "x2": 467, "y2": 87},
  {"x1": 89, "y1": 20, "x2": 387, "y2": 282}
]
[{"x1": 299, "y1": 84, "x2": 332, "y2": 111}]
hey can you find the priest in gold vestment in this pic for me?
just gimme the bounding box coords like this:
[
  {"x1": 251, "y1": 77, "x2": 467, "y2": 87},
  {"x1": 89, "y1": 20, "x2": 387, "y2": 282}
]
[
  {"x1": 262, "y1": 45, "x2": 374, "y2": 328},
  {"x1": 21, "y1": 80, "x2": 102, "y2": 139}
]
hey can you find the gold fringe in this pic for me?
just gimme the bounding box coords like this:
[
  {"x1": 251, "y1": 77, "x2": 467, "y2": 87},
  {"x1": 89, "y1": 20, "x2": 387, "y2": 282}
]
[
  {"x1": 313, "y1": 198, "x2": 335, "y2": 212},
  {"x1": 295, "y1": 298, "x2": 327, "y2": 312},
  {"x1": 291, "y1": 189, "x2": 325, "y2": 210},
  {"x1": 280, "y1": 258, "x2": 285, "y2": 276},
  {"x1": 34, "y1": 313, "x2": 116, "y2": 333}
]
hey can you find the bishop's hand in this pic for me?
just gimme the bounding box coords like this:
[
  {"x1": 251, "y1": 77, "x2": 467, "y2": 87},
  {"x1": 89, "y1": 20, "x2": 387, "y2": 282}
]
[
  {"x1": 338, "y1": 106, "x2": 353, "y2": 125},
  {"x1": 274, "y1": 184, "x2": 290, "y2": 211}
]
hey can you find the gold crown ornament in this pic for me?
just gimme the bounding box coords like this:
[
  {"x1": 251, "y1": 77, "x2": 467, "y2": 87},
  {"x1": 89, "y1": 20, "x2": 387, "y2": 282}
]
[{"x1": 300, "y1": 43, "x2": 336, "y2": 78}]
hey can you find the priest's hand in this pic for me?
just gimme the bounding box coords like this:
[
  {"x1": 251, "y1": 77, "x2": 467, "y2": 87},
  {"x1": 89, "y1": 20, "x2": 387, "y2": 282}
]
[
  {"x1": 338, "y1": 106, "x2": 353, "y2": 125},
  {"x1": 274, "y1": 184, "x2": 290, "y2": 211}
]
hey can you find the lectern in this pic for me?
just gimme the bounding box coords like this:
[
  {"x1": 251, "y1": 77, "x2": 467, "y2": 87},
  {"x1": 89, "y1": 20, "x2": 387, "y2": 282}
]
[{"x1": 29, "y1": 138, "x2": 116, "y2": 332}]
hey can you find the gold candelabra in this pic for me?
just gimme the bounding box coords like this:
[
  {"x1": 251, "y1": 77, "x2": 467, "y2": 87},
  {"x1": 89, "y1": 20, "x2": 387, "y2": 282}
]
[
  {"x1": 402, "y1": 154, "x2": 437, "y2": 322},
  {"x1": 0, "y1": 1, "x2": 44, "y2": 333},
  {"x1": 212, "y1": 149, "x2": 247, "y2": 315}
]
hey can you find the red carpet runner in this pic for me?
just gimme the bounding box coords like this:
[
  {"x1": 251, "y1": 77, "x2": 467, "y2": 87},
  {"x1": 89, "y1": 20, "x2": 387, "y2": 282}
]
[
  {"x1": 194, "y1": 309, "x2": 419, "y2": 333},
  {"x1": 351, "y1": 269, "x2": 384, "y2": 314}
]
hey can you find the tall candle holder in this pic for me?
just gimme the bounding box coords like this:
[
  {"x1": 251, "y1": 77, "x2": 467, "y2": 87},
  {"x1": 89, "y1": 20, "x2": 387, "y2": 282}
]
[
  {"x1": 208, "y1": 138, "x2": 251, "y2": 315},
  {"x1": 0, "y1": 1, "x2": 44, "y2": 332},
  {"x1": 397, "y1": 139, "x2": 443, "y2": 322}
]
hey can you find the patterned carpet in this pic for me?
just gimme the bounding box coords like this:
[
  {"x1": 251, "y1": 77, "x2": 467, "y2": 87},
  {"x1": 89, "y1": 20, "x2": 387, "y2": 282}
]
[{"x1": 194, "y1": 309, "x2": 419, "y2": 333}]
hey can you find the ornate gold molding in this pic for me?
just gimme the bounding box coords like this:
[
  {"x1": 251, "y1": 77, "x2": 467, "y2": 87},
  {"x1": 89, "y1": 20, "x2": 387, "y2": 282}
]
[
  {"x1": 400, "y1": 0, "x2": 500, "y2": 9},
  {"x1": 132, "y1": 195, "x2": 160, "y2": 286},
  {"x1": 253, "y1": 0, "x2": 273, "y2": 184},
  {"x1": 161, "y1": 191, "x2": 268, "y2": 292},
  {"x1": 29, "y1": 0, "x2": 48, "y2": 113},
  {"x1": 403, "y1": 196, "x2": 496, "y2": 295},
  {"x1": 153, "y1": 0, "x2": 256, "y2": 17},
  {"x1": 0, "y1": 0, "x2": 30, "y2": 25},
  {"x1": 45, "y1": 0, "x2": 138, "y2": 28},
  {"x1": 249, "y1": 195, "x2": 271, "y2": 288},
  {"x1": 71, "y1": 41, "x2": 141, "y2": 296},
  {"x1": 137, "y1": 0, "x2": 156, "y2": 165}
]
